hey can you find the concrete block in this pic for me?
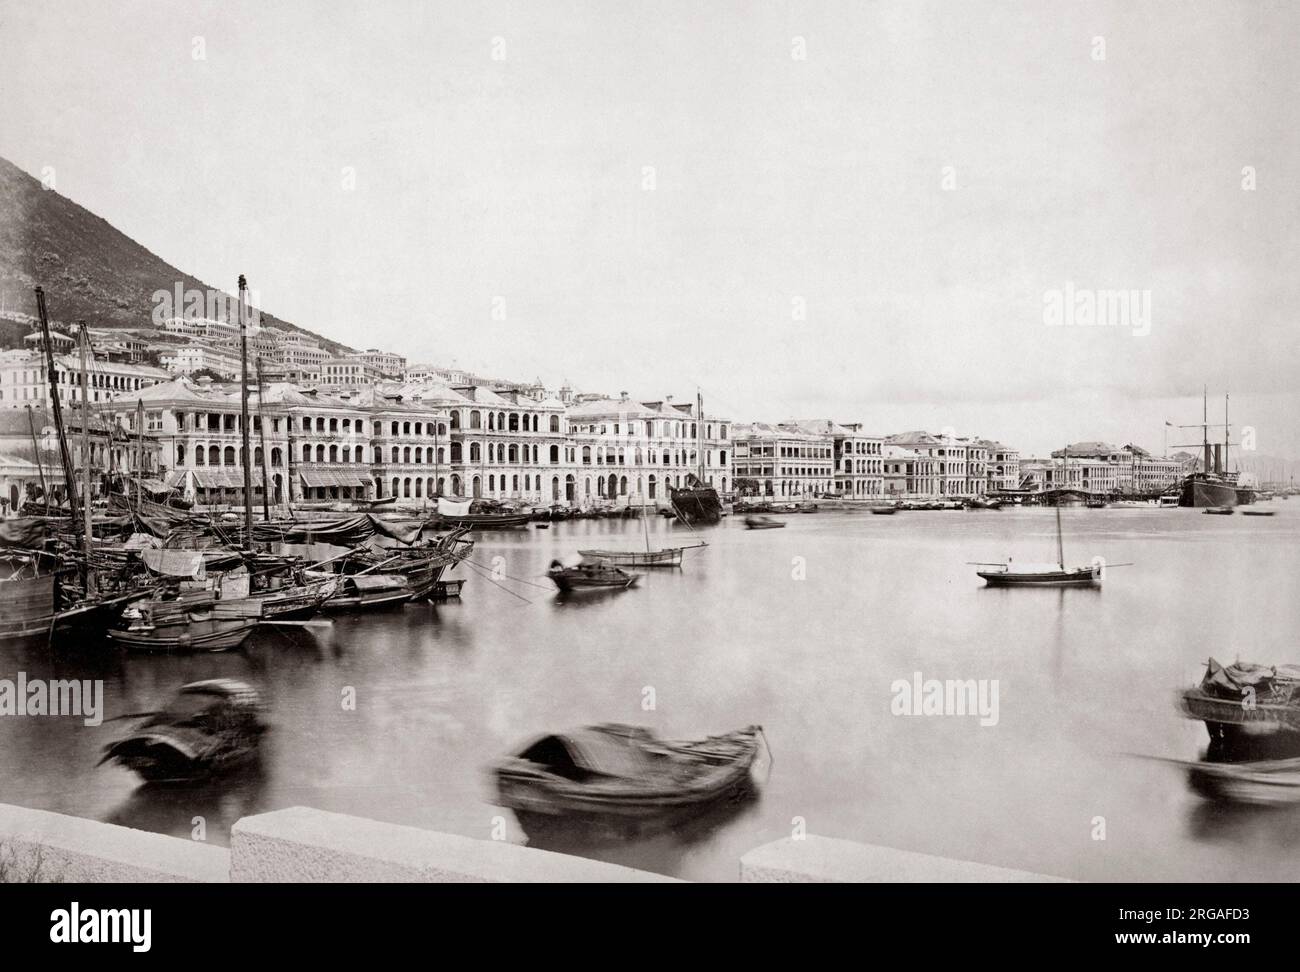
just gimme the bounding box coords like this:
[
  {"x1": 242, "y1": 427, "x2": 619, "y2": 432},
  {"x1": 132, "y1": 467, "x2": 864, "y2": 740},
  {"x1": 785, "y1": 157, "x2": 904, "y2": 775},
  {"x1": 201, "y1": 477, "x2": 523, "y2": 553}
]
[
  {"x1": 740, "y1": 836, "x2": 1071, "y2": 883},
  {"x1": 0, "y1": 803, "x2": 229, "y2": 883},
  {"x1": 230, "y1": 806, "x2": 678, "y2": 883}
]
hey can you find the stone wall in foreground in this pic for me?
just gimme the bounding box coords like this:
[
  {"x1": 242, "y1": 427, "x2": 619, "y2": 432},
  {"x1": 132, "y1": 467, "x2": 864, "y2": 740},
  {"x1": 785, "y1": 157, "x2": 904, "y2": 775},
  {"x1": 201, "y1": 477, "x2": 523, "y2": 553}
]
[{"x1": 0, "y1": 803, "x2": 1069, "y2": 883}]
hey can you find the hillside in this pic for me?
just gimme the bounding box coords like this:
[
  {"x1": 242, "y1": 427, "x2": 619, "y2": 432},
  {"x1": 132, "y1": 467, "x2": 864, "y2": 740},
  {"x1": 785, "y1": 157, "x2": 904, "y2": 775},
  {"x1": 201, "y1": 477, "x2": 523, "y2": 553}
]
[{"x1": 0, "y1": 155, "x2": 348, "y2": 352}]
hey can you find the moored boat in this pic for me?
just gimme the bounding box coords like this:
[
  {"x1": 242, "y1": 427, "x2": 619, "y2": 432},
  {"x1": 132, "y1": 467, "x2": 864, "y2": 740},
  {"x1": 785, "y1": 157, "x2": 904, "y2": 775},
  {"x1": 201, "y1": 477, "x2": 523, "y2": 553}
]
[
  {"x1": 547, "y1": 559, "x2": 640, "y2": 592},
  {"x1": 744, "y1": 515, "x2": 785, "y2": 530},
  {"x1": 975, "y1": 563, "x2": 1101, "y2": 587},
  {"x1": 494, "y1": 723, "x2": 765, "y2": 819},
  {"x1": 107, "y1": 593, "x2": 261, "y2": 652},
  {"x1": 1179, "y1": 658, "x2": 1300, "y2": 749}
]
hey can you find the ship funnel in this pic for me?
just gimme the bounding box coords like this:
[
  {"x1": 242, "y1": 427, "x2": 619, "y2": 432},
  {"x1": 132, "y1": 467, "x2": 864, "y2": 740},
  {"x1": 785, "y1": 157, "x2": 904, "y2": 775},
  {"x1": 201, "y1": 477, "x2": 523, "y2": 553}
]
[{"x1": 1213, "y1": 444, "x2": 1223, "y2": 474}]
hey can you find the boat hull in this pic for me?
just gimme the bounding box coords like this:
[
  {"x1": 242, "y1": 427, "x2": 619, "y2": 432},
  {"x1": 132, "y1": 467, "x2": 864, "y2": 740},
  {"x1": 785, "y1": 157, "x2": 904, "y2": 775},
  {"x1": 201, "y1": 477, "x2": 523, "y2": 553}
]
[
  {"x1": 107, "y1": 617, "x2": 259, "y2": 653},
  {"x1": 669, "y1": 486, "x2": 722, "y2": 526},
  {"x1": 977, "y1": 568, "x2": 1100, "y2": 587},
  {"x1": 577, "y1": 548, "x2": 685, "y2": 567},
  {"x1": 1179, "y1": 476, "x2": 1240, "y2": 508}
]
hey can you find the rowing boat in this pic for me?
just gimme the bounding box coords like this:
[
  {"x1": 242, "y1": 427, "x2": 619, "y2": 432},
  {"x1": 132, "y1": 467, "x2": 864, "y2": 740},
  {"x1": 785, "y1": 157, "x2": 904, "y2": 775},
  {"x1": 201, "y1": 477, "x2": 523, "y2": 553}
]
[{"x1": 547, "y1": 559, "x2": 640, "y2": 592}]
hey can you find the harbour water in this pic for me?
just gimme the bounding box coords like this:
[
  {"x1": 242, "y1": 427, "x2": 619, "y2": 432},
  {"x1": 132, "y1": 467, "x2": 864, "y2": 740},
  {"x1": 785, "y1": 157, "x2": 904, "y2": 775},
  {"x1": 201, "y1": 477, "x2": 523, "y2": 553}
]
[{"x1": 3, "y1": 504, "x2": 1299, "y2": 882}]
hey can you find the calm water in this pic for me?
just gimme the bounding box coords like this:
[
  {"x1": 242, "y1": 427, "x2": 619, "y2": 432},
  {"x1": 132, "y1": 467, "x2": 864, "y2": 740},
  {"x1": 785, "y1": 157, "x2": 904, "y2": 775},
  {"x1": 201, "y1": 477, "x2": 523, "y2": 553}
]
[{"x1": 4, "y1": 503, "x2": 1300, "y2": 881}]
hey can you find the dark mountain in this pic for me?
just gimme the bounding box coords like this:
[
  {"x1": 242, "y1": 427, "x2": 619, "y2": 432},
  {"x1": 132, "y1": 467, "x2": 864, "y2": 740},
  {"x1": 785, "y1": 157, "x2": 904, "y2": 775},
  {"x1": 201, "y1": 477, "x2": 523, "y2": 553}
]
[{"x1": 0, "y1": 155, "x2": 347, "y2": 351}]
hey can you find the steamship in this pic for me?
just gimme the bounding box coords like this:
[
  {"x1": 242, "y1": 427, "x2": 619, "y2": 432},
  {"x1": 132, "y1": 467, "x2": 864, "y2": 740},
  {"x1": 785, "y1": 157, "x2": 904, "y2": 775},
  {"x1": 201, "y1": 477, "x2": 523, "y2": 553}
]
[{"x1": 1177, "y1": 391, "x2": 1255, "y2": 508}]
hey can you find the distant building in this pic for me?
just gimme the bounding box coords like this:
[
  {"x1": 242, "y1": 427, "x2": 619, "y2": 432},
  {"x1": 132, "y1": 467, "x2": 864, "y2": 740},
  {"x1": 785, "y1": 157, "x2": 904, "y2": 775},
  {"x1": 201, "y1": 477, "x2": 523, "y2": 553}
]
[{"x1": 732, "y1": 422, "x2": 834, "y2": 498}]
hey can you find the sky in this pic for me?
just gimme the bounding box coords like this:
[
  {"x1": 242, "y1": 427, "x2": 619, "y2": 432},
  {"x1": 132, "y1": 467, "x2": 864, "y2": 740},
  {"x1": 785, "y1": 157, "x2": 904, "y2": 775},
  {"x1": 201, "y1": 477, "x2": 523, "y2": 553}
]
[{"x1": 1, "y1": 0, "x2": 1296, "y2": 457}]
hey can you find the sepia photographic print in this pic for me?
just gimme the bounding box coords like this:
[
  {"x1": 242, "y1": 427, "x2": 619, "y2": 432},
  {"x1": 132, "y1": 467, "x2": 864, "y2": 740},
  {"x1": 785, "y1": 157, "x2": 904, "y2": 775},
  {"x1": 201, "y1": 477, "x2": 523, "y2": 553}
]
[{"x1": 0, "y1": 0, "x2": 1295, "y2": 953}]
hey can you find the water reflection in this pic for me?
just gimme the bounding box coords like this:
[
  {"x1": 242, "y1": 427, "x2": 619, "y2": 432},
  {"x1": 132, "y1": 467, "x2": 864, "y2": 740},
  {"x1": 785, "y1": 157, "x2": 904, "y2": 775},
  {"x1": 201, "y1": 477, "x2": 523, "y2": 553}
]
[{"x1": 2, "y1": 506, "x2": 1298, "y2": 880}]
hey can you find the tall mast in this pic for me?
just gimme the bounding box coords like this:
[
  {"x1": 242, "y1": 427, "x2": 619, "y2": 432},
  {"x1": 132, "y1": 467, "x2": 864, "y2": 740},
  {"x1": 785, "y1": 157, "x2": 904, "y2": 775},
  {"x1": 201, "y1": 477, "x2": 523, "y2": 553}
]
[
  {"x1": 256, "y1": 356, "x2": 270, "y2": 521},
  {"x1": 25, "y1": 405, "x2": 47, "y2": 505},
  {"x1": 34, "y1": 288, "x2": 78, "y2": 527},
  {"x1": 78, "y1": 322, "x2": 95, "y2": 593},
  {"x1": 696, "y1": 389, "x2": 704, "y2": 482},
  {"x1": 1224, "y1": 393, "x2": 1230, "y2": 473},
  {"x1": 1057, "y1": 446, "x2": 1066, "y2": 567},
  {"x1": 1202, "y1": 385, "x2": 1210, "y2": 475},
  {"x1": 238, "y1": 276, "x2": 253, "y2": 541},
  {"x1": 136, "y1": 397, "x2": 144, "y2": 507}
]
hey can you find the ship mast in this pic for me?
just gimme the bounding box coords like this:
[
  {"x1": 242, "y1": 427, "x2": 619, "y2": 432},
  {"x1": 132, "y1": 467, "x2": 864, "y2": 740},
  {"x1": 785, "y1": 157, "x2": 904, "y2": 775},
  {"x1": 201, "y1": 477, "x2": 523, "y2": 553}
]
[
  {"x1": 33, "y1": 288, "x2": 79, "y2": 530},
  {"x1": 1056, "y1": 446, "x2": 1066, "y2": 568},
  {"x1": 238, "y1": 276, "x2": 254, "y2": 542},
  {"x1": 25, "y1": 405, "x2": 48, "y2": 505},
  {"x1": 696, "y1": 389, "x2": 704, "y2": 483},
  {"x1": 78, "y1": 321, "x2": 95, "y2": 594}
]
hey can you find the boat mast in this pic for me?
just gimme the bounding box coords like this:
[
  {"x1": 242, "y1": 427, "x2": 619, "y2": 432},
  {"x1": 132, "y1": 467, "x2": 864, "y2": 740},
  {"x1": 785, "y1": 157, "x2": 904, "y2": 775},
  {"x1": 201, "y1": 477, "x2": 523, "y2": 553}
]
[
  {"x1": 696, "y1": 390, "x2": 705, "y2": 484},
  {"x1": 136, "y1": 398, "x2": 144, "y2": 508},
  {"x1": 238, "y1": 276, "x2": 253, "y2": 542},
  {"x1": 1056, "y1": 446, "x2": 1066, "y2": 568},
  {"x1": 25, "y1": 405, "x2": 47, "y2": 505},
  {"x1": 1224, "y1": 393, "x2": 1230, "y2": 473},
  {"x1": 78, "y1": 322, "x2": 95, "y2": 593},
  {"x1": 256, "y1": 356, "x2": 271, "y2": 521},
  {"x1": 1202, "y1": 385, "x2": 1210, "y2": 476},
  {"x1": 33, "y1": 288, "x2": 78, "y2": 528}
]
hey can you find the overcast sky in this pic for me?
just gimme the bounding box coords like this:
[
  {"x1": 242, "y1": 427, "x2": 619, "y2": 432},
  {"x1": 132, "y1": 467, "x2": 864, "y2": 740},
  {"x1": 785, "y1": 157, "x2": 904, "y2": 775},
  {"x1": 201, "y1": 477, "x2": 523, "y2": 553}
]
[{"x1": 1, "y1": 0, "x2": 1296, "y2": 457}]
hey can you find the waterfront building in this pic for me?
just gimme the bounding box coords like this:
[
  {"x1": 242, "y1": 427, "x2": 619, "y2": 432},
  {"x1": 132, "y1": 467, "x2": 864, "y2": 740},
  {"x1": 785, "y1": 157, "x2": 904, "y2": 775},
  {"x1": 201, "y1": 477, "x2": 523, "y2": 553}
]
[
  {"x1": 783, "y1": 420, "x2": 884, "y2": 498},
  {"x1": 981, "y1": 440, "x2": 1021, "y2": 492},
  {"x1": 1031, "y1": 441, "x2": 1187, "y2": 496},
  {"x1": 881, "y1": 445, "x2": 940, "y2": 498},
  {"x1": 884, "y1": 431, "x2": 990, "y2": 498},
  {"x1": 446, "y1": 384, "x2": 568, "y2": 503},
  {"x1": 321, "y1": 357, "x2": 385, "y2": 388},
  {"x1": 732, "y1": 422, "x2": 834, "y2": 498},
  {"x1": 563, "y1": 392, "x2": 731, "y2": 504}
]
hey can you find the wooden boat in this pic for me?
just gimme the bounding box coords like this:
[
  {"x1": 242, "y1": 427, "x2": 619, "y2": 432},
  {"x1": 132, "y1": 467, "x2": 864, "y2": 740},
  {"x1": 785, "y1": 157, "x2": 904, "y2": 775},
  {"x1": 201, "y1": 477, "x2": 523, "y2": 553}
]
[
  {"x1": 869, "y1": 506, "x2": 899, "y2": 515},
  {"x1": 99, "y1": 679, "x2": 267, "y2": 783},
  {"x1": 494, "y1": 723, "x2": 765, "y2": 818},
  {"x1": 576, "y1": 546, "x2": 696, "y2": 568},
  {"x1": 1242, "y1": 510, "x2": 1275, "y2": 517},
  {"x1": 312, "y1": 572, "x2": 414, "y2": 610},
  {"x1": 547, "y1": 559, "x2": 640, "y2": 592},
  {"x1": 744, "y1": 515, "x2": 785, "y2": 530},
  {"x1": 438, "y1": 510, "x2": 533, "y2": 529},
  {"x1": 975, "y1": 496, "x2": 1106, "y2": 587},
  {"x1": 107, "y1": 594, "x2": 261, "y2": 652},
  {"x1": 1203, "y1": 507, "x2": 1234, "y2": 515},
  {"x1": 577, "y1": 496, "x2": 706, "y2": 567},
  {"x1": 1179, "y1": 658, "x2": 1300, "y2": 747},
  {"x1": 0, "y1": 553, "x2": 57, "y2": 641},
  {"x1": 247, "y1": 577, "x2": 337, "y2": 620}
]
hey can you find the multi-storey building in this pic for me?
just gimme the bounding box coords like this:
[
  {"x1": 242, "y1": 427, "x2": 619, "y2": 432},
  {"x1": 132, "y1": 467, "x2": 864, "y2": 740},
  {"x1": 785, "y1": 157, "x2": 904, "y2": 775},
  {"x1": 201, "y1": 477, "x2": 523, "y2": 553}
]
[
  {"x1": 347, "y1": 349, "x2": 406, "y2": 378},
  {"x1": 321, "y1": 358, "x2": 384, "y2": 389},
  {"x1": 563, "y1": 393, "x2": 732, "y2": 504},
  {"x1": 981, "y1": 440, "x2": 1021, "y2": 492},
  {"x1": 0, "y1": 348, "x2": 170, "y2": 409},
  {"x1": 881, "y1": 445, "x2": 940, "y2": 498},
  {"x1": 783, "y1": 420, "x2": 884, "y2": 498},
  {"x1": 157, "y1": 343, "x2": 243, "y2": 380},
  {"x1": 885, "y1": 431, "x2": 989, "y2": 497},
  {"x1": 732, "y1": 422, "x2": 835, "y2": 498},
  {"x1": 1035, "y1": 442, "x2": 1186, "y2": 495}
]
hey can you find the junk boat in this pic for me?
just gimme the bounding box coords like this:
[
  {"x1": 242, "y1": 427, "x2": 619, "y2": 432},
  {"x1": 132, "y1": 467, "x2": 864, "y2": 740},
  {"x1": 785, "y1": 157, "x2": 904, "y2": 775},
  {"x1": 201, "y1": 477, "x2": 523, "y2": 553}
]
[
  {"x1": 100, "y1": 679, "x2": 267, "y2": 783},
  {"x1": 1180, "y1": 658, "x2": 1300, "y2": 749},
  {"x1": 547, "y1": 559, "x2": 640, "y2": 592},
  {"x1": 494, "y1": 723, "x2": 765, "y2": 819},
  {"x1": 107, "y1": 592, "x2": 261, "y2": 652},
  {"x1": 667, "y1": 393, "x2": 722, "y2": 526},
  {"x1": 436, "y1": 497, "x2": 532, "y2": 529}
]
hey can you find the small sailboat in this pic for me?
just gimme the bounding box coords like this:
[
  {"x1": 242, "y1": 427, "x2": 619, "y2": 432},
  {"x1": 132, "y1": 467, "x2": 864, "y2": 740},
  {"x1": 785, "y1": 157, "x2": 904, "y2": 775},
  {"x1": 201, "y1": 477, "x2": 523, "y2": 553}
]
[
  {"x1": 547, "y1": 559, "x2": 640, "y2": 592},
  {"x1": 974, "y1": 500, "x2": 1104, "y2": 587},
  {"x1": 578, "y1": 494, "x2": 706, "y2": 567}
]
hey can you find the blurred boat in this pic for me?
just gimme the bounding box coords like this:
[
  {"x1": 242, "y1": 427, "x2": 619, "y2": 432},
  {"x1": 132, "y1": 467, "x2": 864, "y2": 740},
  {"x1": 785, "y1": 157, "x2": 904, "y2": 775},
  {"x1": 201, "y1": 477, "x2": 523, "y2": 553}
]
[
  {"x1": 494, "y1": 723, "x2": 765, "y2": 818},
  {"x1": 1187, "y1": 756, "x2": 1300, "y2": 805},
  {"x1": 99, "y1": 679, "x2": 267, "y2": 783},
  {"x1": 547, "y1": 559, "x2": 640, "y2": 592},
  {"x1": 1203, "y1": 507, "x2": 1234, "y2": 515},
  {"x1": 1179, "y1": 658, "x2": 1300, "y2": 748},
  {"x1": 870, "y1": 506, "x2": 898, "y2": 515},
  {"x1": 1242, "y1": 510, "x2": 1275, "y2": 517},
  {"x1": 744, "y1": 515, "x2": 784, "y2": 530}
]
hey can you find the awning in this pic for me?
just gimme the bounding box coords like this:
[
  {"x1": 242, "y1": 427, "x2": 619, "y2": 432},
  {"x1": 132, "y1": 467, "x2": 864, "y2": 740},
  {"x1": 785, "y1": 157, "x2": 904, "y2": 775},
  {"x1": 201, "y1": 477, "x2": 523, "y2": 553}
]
[
  {"x1": 300, "y1": 470, "x2": 369, "y2": 489},
  {"x1": 192, "y1": 468, "x2": 246, "y2": 489}
]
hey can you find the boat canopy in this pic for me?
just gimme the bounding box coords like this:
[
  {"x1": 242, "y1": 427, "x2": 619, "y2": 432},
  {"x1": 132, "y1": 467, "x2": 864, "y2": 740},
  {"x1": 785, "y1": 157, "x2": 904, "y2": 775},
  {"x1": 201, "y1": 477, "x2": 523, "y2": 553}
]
[{"x1": 518, "y1": 725, "x2": 658, "y2": 781}]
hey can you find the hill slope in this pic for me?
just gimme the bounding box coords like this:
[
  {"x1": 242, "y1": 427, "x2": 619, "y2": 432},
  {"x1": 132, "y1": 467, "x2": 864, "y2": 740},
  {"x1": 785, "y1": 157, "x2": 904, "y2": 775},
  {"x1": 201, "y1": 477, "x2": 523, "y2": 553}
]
[{"x1": 0, "y1": 155, "x2": 346, "y2": 351}]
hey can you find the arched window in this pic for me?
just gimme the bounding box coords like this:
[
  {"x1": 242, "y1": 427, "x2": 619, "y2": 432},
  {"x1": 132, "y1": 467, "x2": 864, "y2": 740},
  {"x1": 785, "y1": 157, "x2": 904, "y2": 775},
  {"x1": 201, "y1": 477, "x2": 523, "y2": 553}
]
[
  {"x1": 224, "y1": 446, "x2": 236, "y2": 466},
  {"x1": 550, "y1": 445, "x2": 559, "y2": 463},
  {"x1": 403, "y1": 447, "x2": 411, "y2": 463},
  {"x1": 549, "y1": 415, "x2": 560, "y2": 432},
  {"x1": 342, "y1": 446, "x2": 351, "y2": 463},
  {"x1": 392, "y1": 447, "x2": 400, "y2": 463},
  {"x1": 415, "y1": 447, "x2": 423, "y2": 463},
  {"x1": 403, "y1": 478, "x2": 411, "y2": 497},
  {"x1": 450, "y1": 443, "x2": 462, "y2": 462},
  {"x1": 303, "y1": 444, "x2": 311, "y2": 463},
  {"x1": 254, "y1": 447, "x2": 263, "y2": 466},
  {"x1": 316, "y1": 445, "x2": 325, "y2": 462},
  {"x1": 329, "y1": 445, "x2": 338, "y2": 463},
  {"x1": 582, "y1": 446, "x2": 591, "y2": 465},
  {"x1": 208, "y1": 445, "x2": 219, "y2": 466},
  {"x1": 470, "y1": 410, "x2": 481, "y2": 429},
  {"x1": 176, "y1": 444, "x2": 186, "y2": 465},
  {"x1": 415, "y1": 478, "x2": 423, "y2": 497},
  {"x1": 470, "y1": 442, "x2": 481, "y2": 462},
  {"x1": 450, "y1": 412, "x2": 460, "y2": 430}
]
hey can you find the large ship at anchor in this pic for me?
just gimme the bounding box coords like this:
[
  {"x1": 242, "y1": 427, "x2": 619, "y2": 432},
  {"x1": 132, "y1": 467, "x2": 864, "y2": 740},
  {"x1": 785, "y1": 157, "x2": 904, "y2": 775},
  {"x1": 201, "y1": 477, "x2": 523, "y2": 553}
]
[
  {"x1": 668, "y1": 391, "x2": 723, "y2": 526},
  {"x1": 1177, "y1": 390, "x2": 1255, "y2": 508}
]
